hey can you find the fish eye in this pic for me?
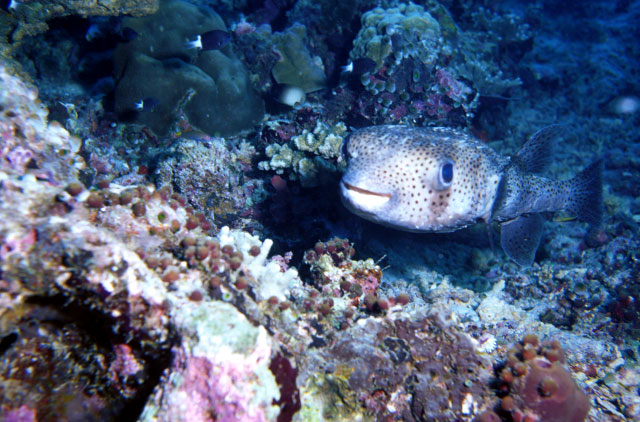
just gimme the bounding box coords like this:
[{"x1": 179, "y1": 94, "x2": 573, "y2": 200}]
[{"x1": 437, "y1": 160, "x2": 454, "y2": 189}]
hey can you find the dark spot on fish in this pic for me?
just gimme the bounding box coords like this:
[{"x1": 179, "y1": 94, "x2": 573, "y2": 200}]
[
  {"x1": 201, "y1": 29, "x2": 232, "y2": 50},
  {"x1": 119, "y1": 27, "x2": 139, "y2": 42},
  {"x1": 350, "y1": 57, "x2": 377, "y2": 75}
]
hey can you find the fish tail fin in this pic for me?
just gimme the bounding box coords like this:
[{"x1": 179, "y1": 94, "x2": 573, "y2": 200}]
[{"x1": 565, "y1": 159, "x2": 604, "y2": 226}]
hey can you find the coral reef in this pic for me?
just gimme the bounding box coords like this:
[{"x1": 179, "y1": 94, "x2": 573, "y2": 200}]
[
  {"x1": 154, "y1": 137, "x2": 265, "y2": 227},
  {"x1": 346, "y1": 2, "x2": 476, "y2": 125},
  {"x1": 331, "y1": 1, "x2": 526, "y2": 127},
  {"x1": 139, "y1": 303, "x2": 280, "y2": 422},
  {"x1": 0, "y1": 0, "x2": 158, "y2": 51},
  {"x1": 445, "y1": 3, "x2": 528, "y2": 97},
  {"x1": 271, "y1": 24, "x2": 327, "y2": 93},
  {"x1": 495, "y1": 334, "x2": 590, "y2": 422},
  {"x1": 0, "y1": 66, "x2": 83, "y2": 182},
  {"x1": 259, "y1": 118, "x2": 347, "y2": 187},
  {"x1": 1, "y1": 0, "x2": 640, "y2": 421},
  {"x1": 113, "y1": 0, "x2": 264, "y2": 136},
  {"x1": 232, "y1": 23, "x2": 282, "y2": 95},
  {"x1": 0, "y1": 61, "x2": 283, "y2": 421},
  {"x1": 351, "y1": 3, "x2": 443, "y2": 69},
  {"x1": 297, "y1": 309, "x2": 495, "y2": 421}
]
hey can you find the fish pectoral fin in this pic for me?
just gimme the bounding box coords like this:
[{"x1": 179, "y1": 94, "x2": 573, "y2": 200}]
[{"x1": 500, "y1": 214, "x2": 543, "y2": 267}]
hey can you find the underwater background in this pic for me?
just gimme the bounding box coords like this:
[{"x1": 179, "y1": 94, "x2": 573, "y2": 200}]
[{"x1": 0, "y1": 0, "x2": 639, "y2": 421}]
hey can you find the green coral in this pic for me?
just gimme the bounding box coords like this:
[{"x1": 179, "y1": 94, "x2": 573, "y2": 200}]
[
  {"x1": 452, "y1": 35, "x2": 522, "y2": 96},
  {"x1": 259, "y1": 121, "x2": 347, "y2": 187},
  {"x1": 272, "y1": 24, "x2": 327, "y2": 93},
  {"x1": 350, "y1": 1, "x2": 523, "y2": 97},
  {"x1": 296, "y1": 370, "x2": 368, "y2": 422},
  {"x1": 445, "y1": 3, "x2": 530, "y2": 95},
  {"x1": 351, "y1": 3, "x2": 443, "y2": 69},
  {"x1": 420, "y1": 0, "x2": 460, "y2": 41},
  {"x1": 262, "y1": 144, "x2": 302, "y2": 171}
]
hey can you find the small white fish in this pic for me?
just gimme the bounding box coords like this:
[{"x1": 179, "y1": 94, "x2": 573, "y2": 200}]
[
  {"x1": 340, "y1": 57, "x2": 377, "y2": 75},
  {"x1": 341, "y1": 62, "x2": 353, "y2": 73}
]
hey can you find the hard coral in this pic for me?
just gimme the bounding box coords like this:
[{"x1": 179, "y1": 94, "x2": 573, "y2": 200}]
[
  {"x1": 272, "y1": 24, "x2": 327, "y2": 93},
  {"x1": 344, "y1": 3, "x2": 476, "y2": 126},
  {"x1": 258, "y1": 120, "x2": 347, "y2": 187},
  {"x1": 114, "y1": 0, "x2": 264, "y2": 136},
  {"x1": 4, "y1": 0, "x2": 157, "y2": 49},
  {"x1": 0, "y1": 66, "x2": 84, "y2": 182},
  {"x1": 303, "y1": 237, "x2": 384, "y2": 316}
]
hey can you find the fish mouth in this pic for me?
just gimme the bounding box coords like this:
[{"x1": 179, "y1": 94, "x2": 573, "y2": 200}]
[{"x1": 340, "y1": 180, "x2": 391, "y2": 209}]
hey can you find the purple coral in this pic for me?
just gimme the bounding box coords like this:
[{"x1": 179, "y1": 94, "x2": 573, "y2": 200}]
[
  {"x1": 175, "y1": 348, "x2": 273, "y2": 422},
  {"x1": 5, "y1": 146, "x2": 33, "y2": 171},
  {"x1": 1, "y1": 405, "x2": 37, "y2": 422},
  {"x1": 426, "y1": 93, "x2": 453, "y2": 118},
  {"x1": 435, "y1": 68, "x2": 471, "y2": 103}
]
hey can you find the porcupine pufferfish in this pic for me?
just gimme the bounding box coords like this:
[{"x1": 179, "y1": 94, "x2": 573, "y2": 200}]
[{"x1": 339, "y1": 125, "x2": 603, "y2": 266}]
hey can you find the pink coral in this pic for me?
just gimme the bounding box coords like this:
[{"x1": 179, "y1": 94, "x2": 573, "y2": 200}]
[
  {"x1": 426, "y1": 93, "x2": 452, "y2": 118},
  {"x1": 110, "y1": 344, "x2": 144, "y2": 377},
  {"x1": 108, "y1": 344, "x2": 145, "y2": 397},
  {"x1": 359, "y1": 273, "x2": 380, "y2": 297},
  {"x1": 272, "y1": 252, "x2": 293, "y2": 272},
  {"x1": 0, "y1": 228, "x2": 37, "y2": 259},
  {"x1": 1, "y1": 405, "x2": 36, "y2": 422},
  {"x1": 176, "y1": 344, "x2": 274, "y2": 422},
  {"x1": 435, "y1": 68, "x2": 471, "y2": 102}
]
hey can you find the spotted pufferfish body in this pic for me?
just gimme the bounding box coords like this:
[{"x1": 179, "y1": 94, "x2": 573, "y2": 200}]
[
  {"x1": 340, "y1": 125, "x2": 603, "y2": 266},
  {"x1": 340, "y1": 125, "x2": 508, "y2": 231}
]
